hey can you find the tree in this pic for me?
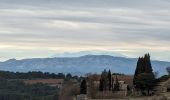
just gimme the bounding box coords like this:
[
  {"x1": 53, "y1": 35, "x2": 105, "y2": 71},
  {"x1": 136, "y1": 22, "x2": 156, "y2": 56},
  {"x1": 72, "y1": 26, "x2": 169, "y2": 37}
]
[
  {"x1": 80, "y1": 79, "x2": 87, "y2": 94},
  {"x1": 101, "y1": 69, "x2": 108, "y2": 91},
  {"x1": 166, "y1": 67, "x2": 170, "y2": 75},
  {"x1": 135, "y1": 73, "x2": 155, "y2": 95},
  {"x1": 66, "y1": 73, "x2": 72, "y2": 80},
  {"x1": 133, "y1": 57, "x2": 142, "y2": 87},
  {"x1": 114, "y1": 75, "x2": 119, "y2": 91},
  {"x1": 144, "y1": 54, "x2": 153, "y2": 73},
  {"x1": 108, "y1": 70, "x2": 112, "y2": 91},
  {"x1": 99, "y1": 79, "x2": 104, "y2": 91},
  {"x1": 57, "y1": 73, "x2": 65, "y2": 79},
  {"x1": 133, "y1": 53, "x2": 155, "y2": 95},
  {"x1": 111, "y1": 77, "x2": 114, "y2": 92},
  {"x1": 99, "y1": 69, "x2": 113, "y2": 92}
]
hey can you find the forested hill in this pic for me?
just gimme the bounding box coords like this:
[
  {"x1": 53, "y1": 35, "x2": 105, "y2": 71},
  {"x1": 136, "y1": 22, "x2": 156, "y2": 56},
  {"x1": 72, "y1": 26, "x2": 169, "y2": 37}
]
[{"x1": 0, "y1": 55, "x2": 169, "y2": 76}]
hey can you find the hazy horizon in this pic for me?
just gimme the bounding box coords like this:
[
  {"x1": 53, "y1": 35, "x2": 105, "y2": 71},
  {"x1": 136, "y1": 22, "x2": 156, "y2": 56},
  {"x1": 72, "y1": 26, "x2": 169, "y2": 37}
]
[
  {"x1": 2, "y1": 51, "x2": 170, "y2": 63},
  {"x1": 0, "y1": 0, "x2": 170, "y2": 61}
]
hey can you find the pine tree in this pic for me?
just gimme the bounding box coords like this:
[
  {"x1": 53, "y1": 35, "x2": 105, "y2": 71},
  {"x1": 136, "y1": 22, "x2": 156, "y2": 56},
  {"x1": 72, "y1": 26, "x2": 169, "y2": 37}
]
[{"x1": 80, "y1": 79, "x2": 87, "y2": 94}]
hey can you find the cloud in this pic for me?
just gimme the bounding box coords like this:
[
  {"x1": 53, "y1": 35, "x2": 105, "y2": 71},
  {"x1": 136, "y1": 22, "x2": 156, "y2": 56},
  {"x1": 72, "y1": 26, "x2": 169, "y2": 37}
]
[{"x1": 0, "y1": 0, "x2": 170, "y2": 61}]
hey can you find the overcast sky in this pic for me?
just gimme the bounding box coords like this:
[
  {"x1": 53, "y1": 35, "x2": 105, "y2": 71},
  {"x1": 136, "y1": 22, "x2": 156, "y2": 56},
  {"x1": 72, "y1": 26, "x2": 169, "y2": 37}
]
[{"x1": 0, "y1": 0, "x2": 170, "y2": 61}]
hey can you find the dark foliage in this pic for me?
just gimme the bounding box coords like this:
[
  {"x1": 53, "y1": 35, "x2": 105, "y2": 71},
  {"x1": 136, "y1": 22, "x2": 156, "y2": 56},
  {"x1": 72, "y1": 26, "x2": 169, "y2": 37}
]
[
  {"x1": 112, "y1": 73, "x2": 125, "y2": 76},
  {"x1": 99, "y1": 69, "x2": 120, "y2": 92},
  {"x1": 114, "y1": 75, "x2": 120, "y2": 91},
  {"x1": 156, "y1": 75, "x2": 170, "y2": 83},
  {"x1": 66, "y1": 73, "x2": 72, "y2": 79},
  {"x1": 0, "y1": 70, "x2": 79, "y2": 81},
  {"x1": 99, "y1": 69, "x2": 108, "y2": 91},
  {"x1": 0, "y1": 71, "x2": 65, "y2": 79},
  {"x1": 133, "y1": 54, "x2": 156, "y2": 95},
  {"x1": 0, "y1": 79, "x2": 59, "y2": 100},
  {"x1": 80, "y1": 79, "x2": 87, "y2": 94},
  {"x1": 99, "y1": 78, "x2": 104, "y2": 91},
  {"x1": 108, "y1": 70, "x2": 112, "y2": 91}
]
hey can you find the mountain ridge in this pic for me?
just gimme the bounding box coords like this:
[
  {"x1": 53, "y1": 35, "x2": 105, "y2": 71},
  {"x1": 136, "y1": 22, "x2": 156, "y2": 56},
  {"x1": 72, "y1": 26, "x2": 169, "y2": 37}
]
[{"x1": 0, "y1": 55, "x2": 169, "y2": 76}]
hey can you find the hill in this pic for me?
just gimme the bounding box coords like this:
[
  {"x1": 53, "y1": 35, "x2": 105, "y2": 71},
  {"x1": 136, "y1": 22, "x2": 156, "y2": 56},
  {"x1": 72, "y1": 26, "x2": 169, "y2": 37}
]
[{"x1": 0, "y1": 55, "x2": 169, "y2": 76}]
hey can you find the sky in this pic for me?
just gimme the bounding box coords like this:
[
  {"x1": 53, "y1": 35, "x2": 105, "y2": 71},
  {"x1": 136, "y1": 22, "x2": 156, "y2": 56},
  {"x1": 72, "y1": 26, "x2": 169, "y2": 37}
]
[{"x1": 0, "y1": 0, "x2": 170, "y2": 61}]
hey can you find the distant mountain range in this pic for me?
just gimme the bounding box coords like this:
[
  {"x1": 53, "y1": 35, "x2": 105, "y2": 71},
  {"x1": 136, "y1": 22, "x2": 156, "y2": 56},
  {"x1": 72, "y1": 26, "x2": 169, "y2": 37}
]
[
  {"x1": 51, "y1": 50, "x2": 126, "y2": 58},
  {"x1": 0, "y1": 55, "x2": 169, "y2": 76}
]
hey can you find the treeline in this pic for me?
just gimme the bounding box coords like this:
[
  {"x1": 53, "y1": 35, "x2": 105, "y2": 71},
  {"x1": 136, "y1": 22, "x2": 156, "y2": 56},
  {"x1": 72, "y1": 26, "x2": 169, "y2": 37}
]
[
  {"x1": 0, "y1": 79, "x2": 59, "y2": 100},
  {"x1": 155, "y1": 65, "x2": 170, "y2": 83},
  {"x1": 0, "y1": 70, "x2": 79, "y2": 80}
]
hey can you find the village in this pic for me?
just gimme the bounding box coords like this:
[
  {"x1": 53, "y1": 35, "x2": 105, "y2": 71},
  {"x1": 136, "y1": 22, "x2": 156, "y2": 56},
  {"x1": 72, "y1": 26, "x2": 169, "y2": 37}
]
[
  {"x1": 19, "y1": 54, "x2": 170, "y2": 100},
  {"x1": 9, "y1": 54, "x2": 169, "y2": 100},
  {"x1": 77, "y1": 54, "x2": 170, "y2": 100}
]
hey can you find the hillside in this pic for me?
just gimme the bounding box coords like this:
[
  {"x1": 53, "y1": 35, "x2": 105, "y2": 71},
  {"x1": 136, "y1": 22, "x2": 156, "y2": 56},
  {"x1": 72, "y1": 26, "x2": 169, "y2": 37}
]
[{"x1": 0, "y1": 55, "x2": 169, "y2": 76}]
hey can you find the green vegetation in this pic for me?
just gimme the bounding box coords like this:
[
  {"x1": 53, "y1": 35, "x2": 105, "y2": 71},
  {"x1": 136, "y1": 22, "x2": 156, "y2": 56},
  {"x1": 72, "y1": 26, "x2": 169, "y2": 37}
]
[
  {"x1": 99, "y1": 69, "x2": 120, "y2": 92},
  {"x1": 108, "y1": 70, "x2": 112, "y2": 91},
  {"x1": 112, "y1": 73, "x2": 125, "y2": 76},
  {"x1": 133, "y1": 54, "x2": 156, "y2": 95},
  {"x1": 0, "y1": 71, "x2": 80, "y2": 81},
  {"x1": 0, "y1": 79, "x2": 59, "y2": 100},
  {"x1": 0, "y1": 70, "x2": 82, "y2": 100},
  {"x1": 0, "y1": 71, "x2": 65, "y2": 79}
]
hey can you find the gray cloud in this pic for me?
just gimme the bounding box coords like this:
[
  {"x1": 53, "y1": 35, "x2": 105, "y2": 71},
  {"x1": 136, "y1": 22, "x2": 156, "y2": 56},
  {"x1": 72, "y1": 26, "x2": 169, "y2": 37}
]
[{"x1": 0, "y1": 0, "x2": 170, "y2": 61}]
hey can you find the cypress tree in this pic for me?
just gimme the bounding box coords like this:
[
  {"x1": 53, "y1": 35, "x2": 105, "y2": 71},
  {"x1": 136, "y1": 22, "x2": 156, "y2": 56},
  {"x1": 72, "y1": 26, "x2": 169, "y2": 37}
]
[
  {"x1": 80, "y1": 79, "x2": 87, "y2": 94},
  {"x1": 146, "y1": 54, "x2": 153, "y2": 73},
  {"x1": 108, "y1": 69, "x2": 112, "y2": 91},
  {"x1": 133, "y1": 57, "x2": 141, "y2": 85},
  {"x1": 111, "y1": 77, "x2": 114, "y2": 91},
  {"x1": 99, "y1": 69, "x2": 107, "y2": 91},
  {"x1": 140, "y1": 57, "x2": 145, "y2": 72},
  {"x1": 133, "y1": 57, "x2": 143, "y2": 88},
  {"x1": 99, "y1": 78, "x2": 103, "y2": 91},
  {"x1": 102, "y1": 69, "x2": 108, "y2": 91},
  {"x1": 133, "y1": 53, "x2": 155, "y2": 95}
]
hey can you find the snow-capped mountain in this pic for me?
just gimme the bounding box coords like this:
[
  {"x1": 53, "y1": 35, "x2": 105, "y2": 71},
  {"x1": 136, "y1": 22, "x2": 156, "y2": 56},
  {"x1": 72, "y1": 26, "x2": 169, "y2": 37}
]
[{"x1": 51, "y1": 50, "x2": 126, "y2": 58}]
